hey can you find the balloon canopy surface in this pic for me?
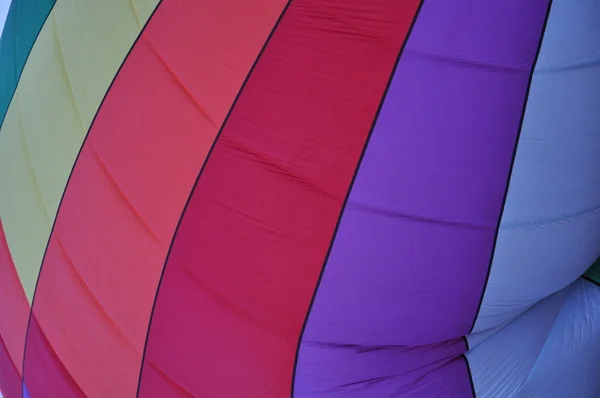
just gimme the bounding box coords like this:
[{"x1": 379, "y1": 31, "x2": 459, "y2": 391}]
[{"x1": 0, "y1": 0, "x2": 599, "y2": 397}]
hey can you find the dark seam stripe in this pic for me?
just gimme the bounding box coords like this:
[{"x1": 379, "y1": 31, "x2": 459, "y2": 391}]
[
  {"x1": 134, "y1": 1, "x2": 293, "y2": 396},
  {"x1": 469, "y1": 0, "x2": 555, "y2": 334},
  {"x1": 289, "y1": 1, "x2": 425, "y2": 396}
]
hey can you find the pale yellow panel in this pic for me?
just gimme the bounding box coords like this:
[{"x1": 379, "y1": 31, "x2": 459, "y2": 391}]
[{"x1": 0, "y1": 0, "x2": 161, "y2": 301}]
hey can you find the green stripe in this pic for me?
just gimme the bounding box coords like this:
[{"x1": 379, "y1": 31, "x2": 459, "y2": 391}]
[
  {"x1": 584, "y1": 256, "x2": 600, "y2": 286},
  {"x1": 0, "y1": 0, "x2": 56, "y2": 128}
]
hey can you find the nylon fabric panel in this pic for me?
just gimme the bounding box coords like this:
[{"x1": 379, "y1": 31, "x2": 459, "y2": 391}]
[
  {"x1": 0, "y1": 334, "x2": 20, "y2": 398},
  {"x1": 23, "y1": 317, "x2": 84, "y2": 398},
  {"x1": 0, "y1": 0, "x2": 160, "y2": 302},
  {"x1": 467, "y1": 279, "x2": 600, "y2": 397},
  {"x1": 23, "y1": 0, "x2": 286, "y2": 397},
  {"x1": 472, "y1": 0, "x2": 600, "y2": 332},
  {"x1": 295, "y1": 0, "x2": 551, "y2": 396},
  {"x1": 0, "y1": 0, "x2": 56, "y2": 127},
  {"x1": 138, "y1": 1, "x2": 422, "y2": 396},
  {"x1": 0, "y1": 220, "x2": 28, "y2": 377}
]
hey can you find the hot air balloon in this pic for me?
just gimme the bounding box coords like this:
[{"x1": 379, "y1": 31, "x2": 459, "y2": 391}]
[{"x1": 0, "y1": 0, "x2": 599, "y2": 397}]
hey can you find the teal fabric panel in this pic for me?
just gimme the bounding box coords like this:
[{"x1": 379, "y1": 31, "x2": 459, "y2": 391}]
[{"x1": 0, "y1": 0, "x2": 56, "y2": 127}]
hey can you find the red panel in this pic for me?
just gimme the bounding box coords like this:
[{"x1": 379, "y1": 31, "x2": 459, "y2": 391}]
[
  {"x1": 0, "y1": 334, "x2": 20, "y2": 398},
  {"x1": 22, "y1": 317, "x2": 84, "y2": 398},
  {"x1": 23, "y1": 0, "x2": 286, "y2": 396},
  {"x1": 0, "y1": 219, "x2": 29, "y2": 398},
  {"x1": 0, "y1": 220, "x2": 29, "y2": 372},
  {"x1": 139, "y1": 1, "x2": 421, "y2": 396}
]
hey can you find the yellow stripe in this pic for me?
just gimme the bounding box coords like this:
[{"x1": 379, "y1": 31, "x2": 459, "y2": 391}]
[{"x1": 0, "y1": 0, "x2": 161, "y2": 302}]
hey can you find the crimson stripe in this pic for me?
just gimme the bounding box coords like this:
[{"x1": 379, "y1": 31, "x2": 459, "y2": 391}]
[
  {"x1": 22, "y1": 317, "x2": 84, "y2": 398},
  {"x1": 0, "y1": 219, "x2": 29, "y2": 398},
  {"x1": 139, "y1": 1, "x2": 422, "y2": 396},
  {"x1": 0, "y1": 334, "x2": 20, "y2": 398},
  {"x1": 0, "y1": 219, "x2": 29, "y2": 380}
]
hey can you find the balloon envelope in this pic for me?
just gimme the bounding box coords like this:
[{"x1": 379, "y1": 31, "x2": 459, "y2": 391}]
[{"x1": 0, "y1": 0, "x2": 598, "y2": 397}]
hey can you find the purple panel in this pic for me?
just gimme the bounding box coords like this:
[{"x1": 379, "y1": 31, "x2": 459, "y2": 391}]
[{"x1": 294, "y1": 0, "x2": 551, "y2": 396}]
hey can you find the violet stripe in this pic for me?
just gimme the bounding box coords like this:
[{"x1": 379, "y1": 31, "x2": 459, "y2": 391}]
[{"x1": 294, "y1": 0, "x2": 551, "y2": 396}]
